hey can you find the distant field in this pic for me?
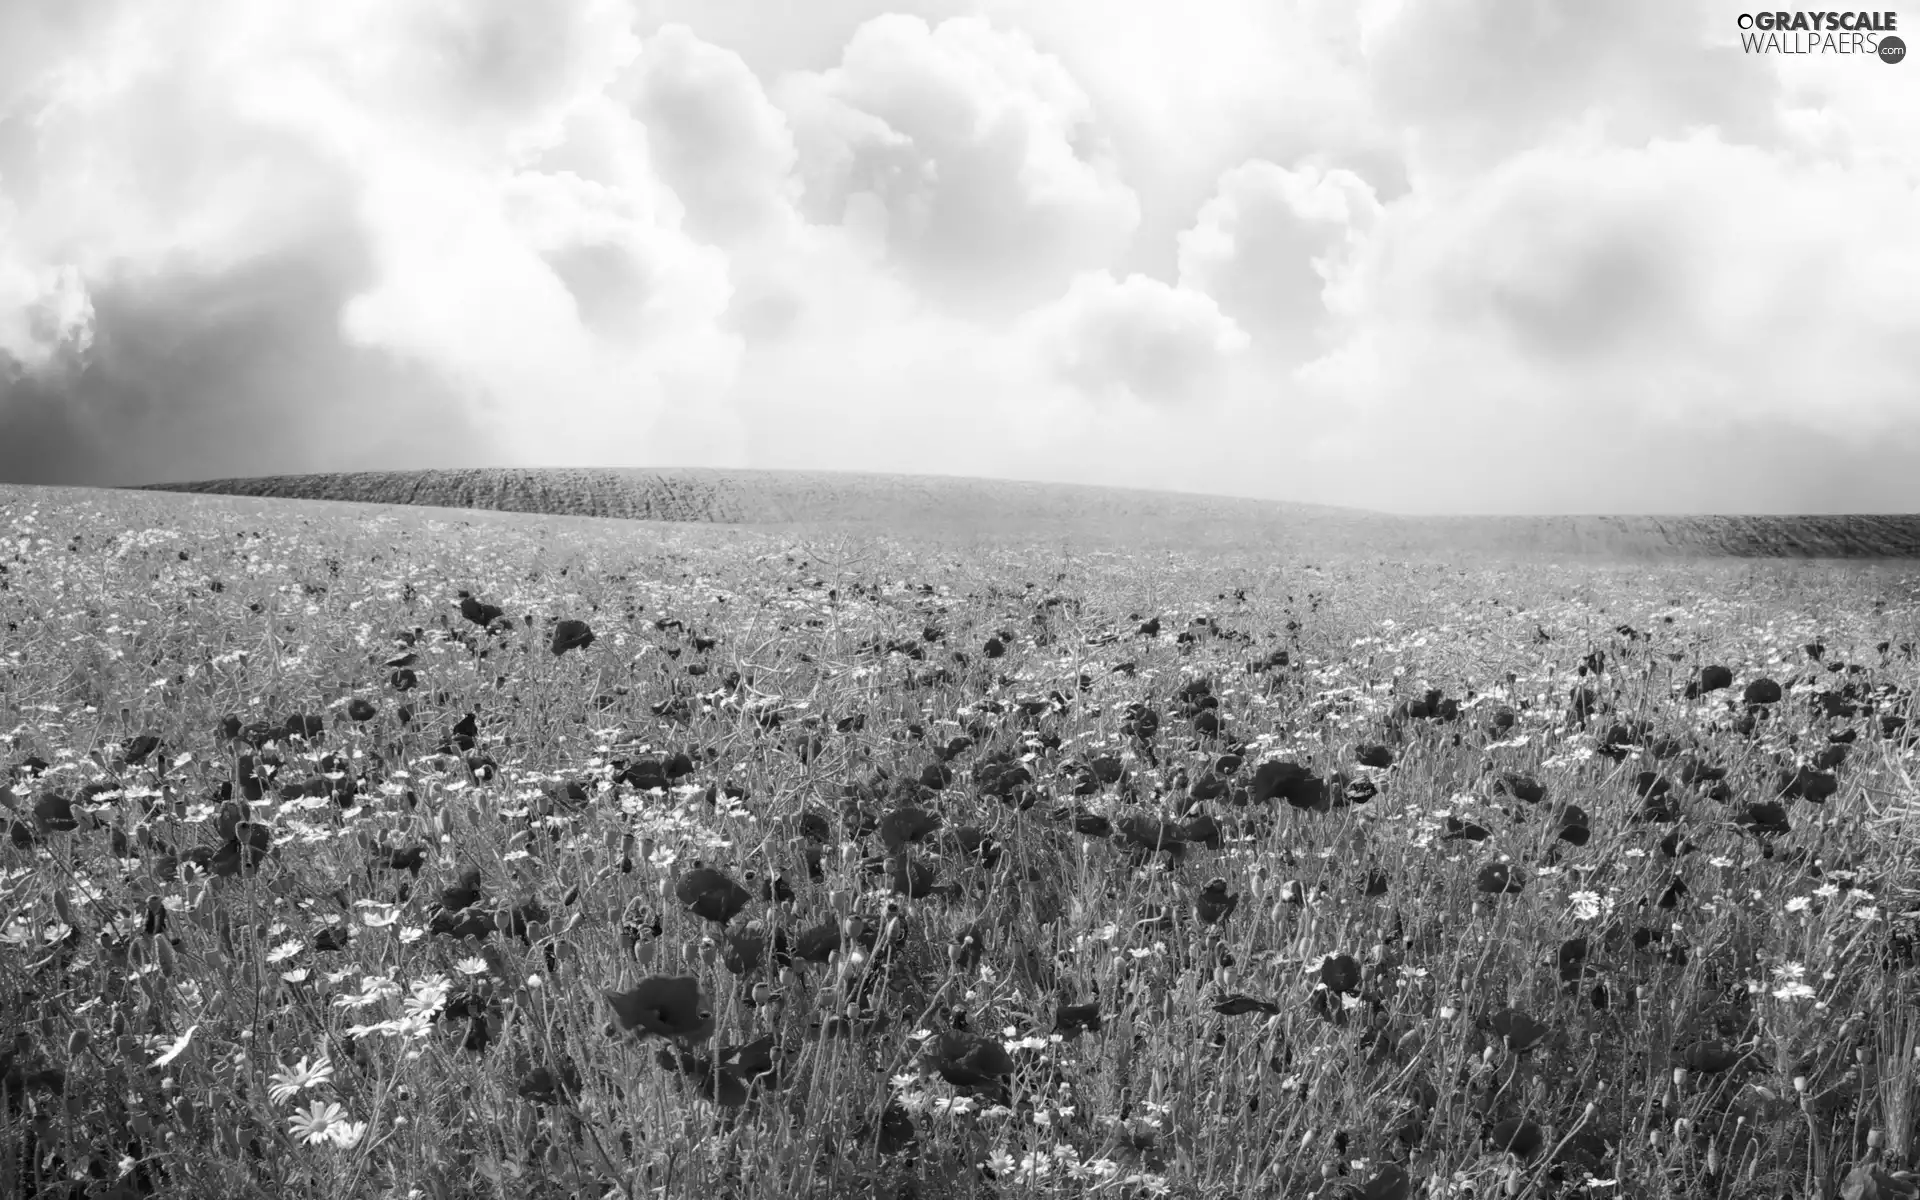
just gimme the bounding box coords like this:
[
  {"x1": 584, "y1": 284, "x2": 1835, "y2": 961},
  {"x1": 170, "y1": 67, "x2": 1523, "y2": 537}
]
[{"x1": 137, "y1": 467, "x2": 1920, "y2": 559}]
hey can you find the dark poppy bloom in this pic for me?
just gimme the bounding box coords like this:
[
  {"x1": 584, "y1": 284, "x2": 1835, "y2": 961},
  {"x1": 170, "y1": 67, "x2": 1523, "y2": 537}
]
[
  {"x1": 459, "y1": 594, "x2": 505, "y2": 628},
  {"x1": 1318, "y1": 953, "x2": 1362, "y2": 996},
  {"x1": 1475, "y1": 862, "x2": 1524, "y2": 895},
  {"x1": 440, "y1": 866, "x2": 483, "y2": 912},
  {"x1": 1055, "y1": 1002, "x2": 1103, "y2": 1038},
  {"x1": 210, "y1": 823, "x2": 272, "y2": 877},
  {"x1": 284, "y1": 713, "x2": 324, "y2": 740},
  {"x1": 1487, "y1": 1117, "x2": 1545, "y2": 1160},
  {"x1": 1211, "y1": 994, "x2": 1281, "y2": 1017},
  {"x1": 516, "y1": 1061, "x2": 580, "y2": 1106},
  {"x1": 1195, "y1": 878, "x2": 1239, "y2": 924},
  {"x1": 1743, "y1": 677, "x2": 1783, "y2": 706},
  {"x1": 879, "y1": 805, "x2": 942, "y2": 852},
  {"x1": 889, "y1": 855, "x2": 945, "y2": 898},
  {"x1": 1480, "y1": 1007, "x2": 1549, "y2": 1053},
  {"x1": 1442, "y1": 816, "x2": 1491, "y2": 842},
  {"x1": 32, "y1": 791, "x2": 77, "y2": 834},
  {"x1": 606, "y1": 975, "x2": 714, "y2": 1041},
  {"x1": 1554, "y1": 805, "x2": 1591, "y2": 845},
  {"x1": 1115, "y1": 816, "x2": 1186, "y2": 856},
  {"x1": 551, "y1": 619, "x2": 595, "y2": 655},
  {"x1": 1674, "y1": 1039, "x2": 1743, "y2": 1073},
  {"x1": 923, "y1": 1031, "x2": 1015, "y2": 1091},
  {"x1": 1357, "y1": 1163, "x2": 1411, "y2": 1200},
  {"x1": 675, "y1": 864, "x2": 752, "y2": 924},
  {"x1": 380, "y1": 845, "x2": 428, "y2": 873},
  {"x1": 1494, "y1": 772, "x2": 1545, "y2": 804},
  {"x1": 1779, "y1": 767, "x2": 1838, "y2": 803},
  {"x1": 346, "y1": 698, "x2": 378, "y2": 722},
  {"x1": 1738, "y1": 801, "x2": 1791, "y2": 835},
  {"x1": 121, "y1": 733, "x2": 160, "y2": 764},
  {"x1": 1355, "y1": 743, "x2": 1394, "y2": 768},
  {"x1": 722, "y1": 926, "x2": 765, "y2": 975}
]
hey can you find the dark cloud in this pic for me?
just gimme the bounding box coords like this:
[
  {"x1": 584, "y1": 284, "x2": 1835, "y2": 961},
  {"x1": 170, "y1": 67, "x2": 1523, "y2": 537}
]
[{"x1": 0, "y1": 226, "x2": 497, "y2": 487}]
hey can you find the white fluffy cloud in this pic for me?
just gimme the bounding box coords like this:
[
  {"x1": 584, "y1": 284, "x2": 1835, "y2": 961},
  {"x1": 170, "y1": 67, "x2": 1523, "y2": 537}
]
[
  {"x1": 1, "y1": 0, "x2": 1916, "y2": 512},
  {"x1": 777, "y1": 14, "x2": 1141, "y2": 314}
]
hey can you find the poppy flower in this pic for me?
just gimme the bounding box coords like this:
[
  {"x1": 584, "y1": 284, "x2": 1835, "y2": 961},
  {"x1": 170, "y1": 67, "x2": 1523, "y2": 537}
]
[
  {"x1": 379, "y1": 845, "x2": 428, "y2": 873},
  {"x1": 1320, "y1": 954, "x2": 1362, "y2": 996},
  {"x1": 1195, "y1": 878, "x2": 1239, "y2": 924},
  {"x1": 1743, "y1": 678, "x2": 1783, "y2": 706},
  {"x1": 210, "y1": 823, "x2": 273, "y2": 877},
  {"x1": 458, "y1": 594, "x2": 504, "y2": 628},
  {"x1": 1738, "y1": 801, "x2": 1791, "y2": 836},
  {"x1": 1355, "y1": 744, "x2": 1394, "y2": 768},
  {"x1": 1673, "y1": 1039, "x2": 1743, "y2": 1073},
  {"x1": 1211, "y1": 994, "x2": 1281, "y2": 1017},
  {"x1": 1115, "y1": 816, "x2": 1186, "y2": 857},
  {"x1": 1055, "y1": 1002, "x2": 1103, "y2": 1038},
  {"x1": 1487, "y1": 1117, "x2": 1545, "y2": 1160},
  {"x1": 721, "y1": 927, "x2": 765, "y2": 975},
  {"x1": 549, "y1": 618, "x2": 594, "y2": 655},
  {"x1": 1356, "y1": 1164, "x2": 1412, "y2": 1200},
  {"x1": 792, "y1": 922, "x2": 842, "y2": 965},
  {"x1": 1494, "y1": 773, "x2": 1546, "y2": 804},
  {"x1": 1685, "y1": 664, "x2": 1734, "y2": 697},
  {"x1": 879, "y1": 805, "x2": 941, "y2": 852},
  {"x1": 1475, "y1": 863, "x2": 1524, "y2": 895},
  {"x1": 889, "y1": 855, "x2": 946, "y2": 899},
  {"x1": 122, "y1": 733, "x2": 160, "y2": 764},
  {"x1": 1442, "y1": 816, "x2": 1491, "y2": 842},
  {"x1": 440, "y1": 866, "x2": 483, "y2": 912},
  {"x1": 284, "y1": 714, "x2": 325, "y2": 740},
  {"x1": 606, "y1": 975, "x2": 714, "y2": 1042},
  {"x1": 1480, "y1": 1007, "x2": 1549, "y2": 1053},
  {"x1": 874, "y1": 1100, "x2": 917, "y2": 1155},
  {"x1": 1556, "y1": 938, "x2": 1589, "y2": 983},
  {"x1": 346, "y1": 698, "x2": 378, "y2": 722},
  {"x1": 675, "y1": 864, "x2": 753, "y2": 924},
  {"x1": 32, "y1": 791, "x2": 77, "y2": 834},
  {"x1": 923, "y1": 1031, "x2": 1015, "y2": 1091}
]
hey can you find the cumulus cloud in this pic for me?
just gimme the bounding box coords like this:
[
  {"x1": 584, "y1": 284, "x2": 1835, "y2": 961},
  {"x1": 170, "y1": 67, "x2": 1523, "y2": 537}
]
[
  {"x1": 2, "y1": 0, "x2": 1917, "y2": 512},
  {"x1": 776, "y1": 14, "x2": 1140, "y2": 314},
  {"x1": 1022, "y1": 271, "x2": 1249, "y2": 407},
  {"x1": 1177, "y1": 161, "x2": 1382, "y2": 362}
]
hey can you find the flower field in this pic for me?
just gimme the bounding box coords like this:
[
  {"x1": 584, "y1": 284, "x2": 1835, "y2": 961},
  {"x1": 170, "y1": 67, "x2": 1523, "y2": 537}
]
[{"x1": 2, "y1": 485, "x2": 1920, "y2": 1200}]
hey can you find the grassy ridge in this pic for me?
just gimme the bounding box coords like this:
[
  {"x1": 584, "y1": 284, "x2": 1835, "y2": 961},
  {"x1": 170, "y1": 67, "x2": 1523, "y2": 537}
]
[{"x1": 136, "y1": 468, "x2": 1920, "y2": 559}]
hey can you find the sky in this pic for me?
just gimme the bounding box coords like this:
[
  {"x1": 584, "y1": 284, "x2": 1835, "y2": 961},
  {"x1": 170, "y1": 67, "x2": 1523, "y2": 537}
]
[{"x1": 0, "y1": 0, "x2": 1916, "y2": 515}]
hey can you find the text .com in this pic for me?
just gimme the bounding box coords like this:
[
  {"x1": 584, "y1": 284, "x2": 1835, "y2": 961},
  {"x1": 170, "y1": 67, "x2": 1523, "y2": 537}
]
[{"x1": 1737, "y1": 11, "x2": 1905, "y2": 59}]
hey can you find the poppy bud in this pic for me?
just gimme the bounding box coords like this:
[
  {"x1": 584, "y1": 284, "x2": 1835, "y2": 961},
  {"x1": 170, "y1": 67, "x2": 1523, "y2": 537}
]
[
  {"x1": 752, "y1": 982, "x2": 772, "y2": 1005},
  {"x1": 1675, "y1": 1118, "x2": 1691, "y2": 1139},
  {"x1": 1793, "y1": 1075, "x2": 1808, "y2": 1094},
  {"x1": 1673, "y1": 1067, "x2": 1687, "y2": 1088}
]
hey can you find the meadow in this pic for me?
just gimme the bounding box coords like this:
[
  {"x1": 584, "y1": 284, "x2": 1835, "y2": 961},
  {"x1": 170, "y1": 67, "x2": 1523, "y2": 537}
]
[{"x1": 2, "y1": 480, "x2": 1920, "y2": 1200}]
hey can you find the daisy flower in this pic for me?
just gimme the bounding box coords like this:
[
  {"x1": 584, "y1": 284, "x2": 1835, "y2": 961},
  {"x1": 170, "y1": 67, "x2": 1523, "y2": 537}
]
[
  {"x1": 289, "y1": 1099, "x2": 347, "y2": 1145},
  {"x1": 268, "y1": 1054, "x2": 334, "y2": 1104}
]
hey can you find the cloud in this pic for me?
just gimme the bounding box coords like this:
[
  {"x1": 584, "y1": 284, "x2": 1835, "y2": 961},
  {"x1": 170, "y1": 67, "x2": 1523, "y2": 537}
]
[
  {"x1": 1022, "y1": 271, "x2": 1249, "y2": 407},
  {"x1": 777, "y1": 14, "x2": 1140, "y2": 314},
  {"x1": 1177, "y1": 160, "x2": 1382, "y2": 362},
  {"x1": 2, "y1": 0, "x2": 1918, "y2": 513},
  {"x1": 621, "y1": 24, "x2": 800, "y2": 247}
]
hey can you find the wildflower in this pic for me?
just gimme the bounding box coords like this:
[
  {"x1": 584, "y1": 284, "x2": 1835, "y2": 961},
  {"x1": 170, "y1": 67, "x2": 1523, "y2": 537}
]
[
  {"x1": 266, "y1": 938, "x2": 304, "y2": 963},
  {"x1": 289, "y1": 1099, "x2": 348, "y2": 1145},
  {"x1": 334, "y1": 975, "x2": 400, "y2": 1010},
  {"x1": 268, "y1": 1055, "x2": 334, "y2": 1104},
  {"x1": 405, "y1": 975, "x2": 451, "y2": 1020},
  {"x1": 150, "y1": 1025, "x2": 196, "y2": 1068},
  {"x1": 452, "y1": 956, "x2": 490, "y2": 976},
  {"x1": 1786, "y1": 896, "x2": 1811, "y2": 914},
  {"x1": 1567, "y1": 891, "x2": 1603, "y2": 921}
]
